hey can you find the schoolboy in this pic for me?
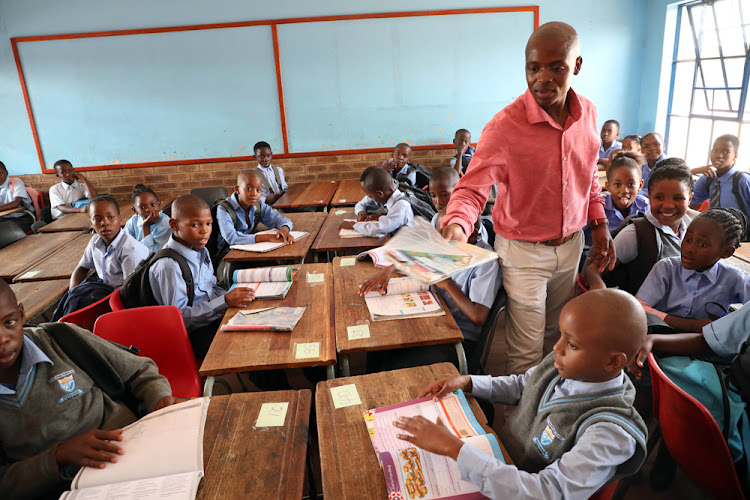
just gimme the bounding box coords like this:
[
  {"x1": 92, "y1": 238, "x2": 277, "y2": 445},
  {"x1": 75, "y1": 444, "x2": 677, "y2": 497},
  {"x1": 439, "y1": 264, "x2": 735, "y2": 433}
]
[
  {"x1": 620, "y1": 134, "x2": 642, "y2": 154},
  {"x1": 149, "y1": 195, "x2": 255, "y2": 358},
  {"x1": 254, "y1": 141, "x2": 288, "y2": 205},
  {"x1": 450, "y1": 129, "x2": 475, "y2": 175},
  {"x1": 638, "y1": 133, "x2": 667, "y2": 197},
  {"x1": 344, "y1": 167, "x2": 413, "y2": 237},
  {"x1": 70, "y1": 195, "x2": 149, "y2": 290},
  {"x1": 691, "y1": 135, "x2": 750, "y2": 215},
  {"x1": 0, "y1": 280, "x2": 178, "y2": 498},
  {"x1": 49, "y1": 159, "x2": 97, "y2": 220},
  {"x1": 216, "y1": 170, "x2": 294, "y2": 257},
  {"x1": 596, "y1": 119, "x2": 622, "y2": 170},
  {"x1": 0, "y1": 161, "x2": 35, "y2": 232},
  {"x1": 395, "y1": 289, "x2": 647, "y2": 499},
  {"x1": 381, "y1": 143, "x2": 417, "y2": 186},
  {"x1": 429, "y1": 167, "x2": 489, "y2": 242}
]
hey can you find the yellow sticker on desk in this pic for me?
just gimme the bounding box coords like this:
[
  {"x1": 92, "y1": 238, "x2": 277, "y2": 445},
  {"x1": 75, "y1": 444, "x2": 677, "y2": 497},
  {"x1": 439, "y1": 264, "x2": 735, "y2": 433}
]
[
  {"x1": 17, "y1": 270, "x2": 40, "y2": 280},
  {"x1": 256, "y1": 402, "x2": 289, "y2": 427},
  {"x1": 335, "y1": 209, "x2": 347, "y2": 215},
  {"x1": 331, "y1": 384, "x2": 362, "y2": 408},
  {"x1": 340, "y1": 257, "x2": 356, "y2": 267},
  {"x1": 295, "y1": 342, "x2": 320, "y2": 359},
  {"x1": 306, "y1": 273, "x2": 325, "y2": 283},
  {"x1": 347, "y1": 324, "x2": 370, "y2": 340}
]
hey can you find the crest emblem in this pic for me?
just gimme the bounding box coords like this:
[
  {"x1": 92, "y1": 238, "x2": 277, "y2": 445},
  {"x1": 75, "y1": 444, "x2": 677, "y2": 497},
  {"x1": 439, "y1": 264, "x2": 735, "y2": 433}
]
[
  {"x1": 57, "y1": 374, "x2": 75, "y2": 393},
  {"x1": 540, "y1": 425, "x2": 555, "y2": 446}
]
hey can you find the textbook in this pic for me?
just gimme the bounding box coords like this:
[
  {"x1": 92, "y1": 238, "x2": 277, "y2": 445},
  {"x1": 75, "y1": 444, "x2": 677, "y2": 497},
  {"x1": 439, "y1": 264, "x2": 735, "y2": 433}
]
[
  {"x1": 364, "y1": 390, "x2": 504, "y2": 500},
  {"x1": 230, "y1": 266, "x2": 298, "y2": 299},
  {"x1": 356, "y1": 247, "x2": 392, "y2": 268},
  {"x1": 221, "y1": 306, "x2": 306, "y2": 332},
  {"x1": 363, "y1": 276, "x2": 445, "y2": 321},
  {"x1": 229, "y1": 230, "x2": 308, "y2": 253},
  {"x1": 58, "y1": 398, "x2": 209, "y2": 500},
  {"x1": 382, "y1": 218, "x2": 498, "y2": 285},
  {"x1": 339, "y1": 219, "x2": 362, "y2": 238}
]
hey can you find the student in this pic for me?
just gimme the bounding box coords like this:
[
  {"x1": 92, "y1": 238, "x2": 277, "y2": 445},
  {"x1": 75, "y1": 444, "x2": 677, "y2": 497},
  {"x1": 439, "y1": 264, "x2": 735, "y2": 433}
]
[
  {"x1": 583, "y1": 152, "x2": 649, "y2": 246},
  {"x1": 0, "y1": 161, "x2": 35, "y2": 232},
  {"x1": 596, "y1": 119, "x2": 622, "y2": 170},
  {"x1": 345, "y1": 167, "x2": 413, "y2": 237},
  {"x1": 394, "y1": 289, "x2": 648, "y2": 499},
  {"x1": 381, "y1": 143, "x2": 417, "y2": 187},
  {"x1": 638, "y1": 133, "x2": 667, "y2": 197},
  {"x1": 149, "y1": 195, "x2": 255, "y2": 358},
  {"x1": 49, "y1": 159, "x2": 97, "y2": 220},
  {"x1": 254, "y1": 141, "x2": 287, "y2": 205},
  {"x1": 216, "y1": 169, "x2": 294, "y2": 257},
  {"x1": 71, "y1": 195, "x2": 149, "y2": 289},
  {"x1": 124, "y1": 183, "x2": 172, "y2": 254},
  {"x1": 450, "y1": 129, "x2": 475, "y2": 175},
  {"x1": 429, "y1": 167, "x2": 489, "y2": 242},
  {"x1": 583, "y1": 161, "x2": 694, "y2": 295},
  {"x1": 637, "y1": 208, "x2": 750, "y2": 332},
  {"x1": 0, "y1": 280, "x2": 179, "y2": 498},
  {"x1": 691, "y1": 135, "x2": 750, "y2": 216},
  {"x1": 620, "y1": 134, "x2": 642, "y2": 155}
]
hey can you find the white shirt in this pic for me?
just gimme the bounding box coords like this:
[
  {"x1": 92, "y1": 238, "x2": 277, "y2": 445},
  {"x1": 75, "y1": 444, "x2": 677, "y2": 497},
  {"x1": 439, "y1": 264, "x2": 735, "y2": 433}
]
[
  {"x1": 257, "y1": 164, "x2": 288, "y2": 203},
  {"x1": 613, "y1": 210, "x2": 690, "y2": 264},
  {"x1": 0, "y1": 177, "x2": 32, "y2": 213},
  {"x1": 77, "y1": 230, "x2": 149, "y2": 287},
  {"x1": 352, "y1": 189, "x2": 414, "y2": 237},
  {"x1": 49, "y1": 181, "x2": 89, "y2": 219}
]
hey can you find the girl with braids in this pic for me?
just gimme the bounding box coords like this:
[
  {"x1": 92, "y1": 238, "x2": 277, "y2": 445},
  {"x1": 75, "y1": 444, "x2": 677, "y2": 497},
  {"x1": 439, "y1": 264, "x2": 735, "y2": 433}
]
[
  {"x1": 123, "y1": 183, "x2": 172, "y2": 254},
  {"x1": 636, "y1": 208, "x2": 750, "y2": 332}
]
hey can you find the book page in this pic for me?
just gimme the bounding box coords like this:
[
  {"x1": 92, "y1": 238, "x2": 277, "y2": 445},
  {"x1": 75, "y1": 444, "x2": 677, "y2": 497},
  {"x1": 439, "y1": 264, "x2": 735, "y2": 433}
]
[
  {"x1": 356, "y1": 247, "x2": 392, "y2": 267},
  {"x1": 234, "y1": 266, "x2": 298, "y2": 283},
  {"x1": 222, "y1": 307, "x2": 306, "y2": 331},
  {"x1": 363, "y1": 277, "x2": 429, "y2": 297},
  {"x1": 339, "y1": 228, "x2": 362, "y2": 239},
  {"x1": 71, "y1": 399, "x2": 209, "y2": 490},
  {"x1": 364, "y1": 291, "x2": 441, "y2": 319},
  {"x1": 60, "y1": 471, "x2": 202, "y2": 500},
  {"x1": 230, "y1": 232, "x2": 308, "y2": 253},
  {"x1": 254, "y1": 282, "x2": 292, "y2": 298}
]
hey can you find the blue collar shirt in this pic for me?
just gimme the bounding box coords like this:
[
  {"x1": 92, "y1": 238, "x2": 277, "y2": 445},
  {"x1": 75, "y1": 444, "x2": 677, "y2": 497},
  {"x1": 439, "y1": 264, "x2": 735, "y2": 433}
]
[
  {"x1": 599, "y1": 140, "x2": 622, "y2": 159},
  {"x1": 124, "y1": 212, "x2": 172, "y2": 254},
  {"x1": 352, "y1": 189, "x2": 414, "y2": 237},
  {"x1": 216, "y1": 193, "x2": 293, "y2": 254},
  {"x1": 692, "y1": 166, "x2": 750, "y2": 213},
  {"x1": 638, "y1": 154, "x2": 667, "y2": 197},
  {"x1": 0, "y1": 336, "x2": 53, "y2": 395},
  {"x1": 77, "y1": 230, "x2": 149, "y2": 286},
  {"x1": 583, "y1": 193, "x2": 649, "y2": 246}
]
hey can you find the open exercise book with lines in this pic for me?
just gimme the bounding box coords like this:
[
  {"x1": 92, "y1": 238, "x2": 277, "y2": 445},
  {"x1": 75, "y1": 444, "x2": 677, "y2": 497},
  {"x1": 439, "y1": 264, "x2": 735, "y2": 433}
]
[
  {"x1": 58, "y1": 398, "x2": 209, "y2": 500},
  {"x1": 229, "y1": 266, "x2": 298, "y2": 299},
  {"x1": 229, "y1": 229, "x2": 308, "y2": 253},
  {"x1": 364, "y1": 390, "x2": 504, "y2": 500},
  {"x1": 363, "y1": 276, "x2": 445, "y2": 321}
]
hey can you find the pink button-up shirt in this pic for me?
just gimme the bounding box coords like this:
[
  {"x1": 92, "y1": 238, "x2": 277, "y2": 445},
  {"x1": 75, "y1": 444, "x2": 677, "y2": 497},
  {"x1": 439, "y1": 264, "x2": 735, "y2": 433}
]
[{"x1": 444, "y1": 88, "x2": 605, "y2": 242}]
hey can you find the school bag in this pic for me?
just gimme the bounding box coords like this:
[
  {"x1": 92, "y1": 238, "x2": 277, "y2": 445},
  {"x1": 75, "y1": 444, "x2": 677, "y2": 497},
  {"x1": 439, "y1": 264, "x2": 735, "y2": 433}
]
[
  {"x1": 52, "y1": 279, "x2": 115, "y2": 321},
  {"x1": 395, "y1": 182, "x2": 436, "y2": 223},
  {"x1": 396, "y1": 162, "x2": 432, "y2": 189},
  {"x1": 602, "y1": 213, "x2": 659, "y2": 295},
  {"x1": 732, "y1": 172, "x2": 750, "y2": 230},
  {"x1": 730, "y1": 341, "x2": 750, "y2": 405},
  {"x1": 118, "y1": 248, "x2": 195, "y2": 309},
  {"x1": 206, "y1": 199, "x2": 262, "y2": 266}
]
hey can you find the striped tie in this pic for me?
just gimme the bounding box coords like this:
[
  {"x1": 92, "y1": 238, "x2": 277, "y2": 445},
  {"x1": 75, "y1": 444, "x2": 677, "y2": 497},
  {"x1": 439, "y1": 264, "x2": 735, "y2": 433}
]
[{"x1": 710, "y1": 179, "x2": 721, "y2": 209}]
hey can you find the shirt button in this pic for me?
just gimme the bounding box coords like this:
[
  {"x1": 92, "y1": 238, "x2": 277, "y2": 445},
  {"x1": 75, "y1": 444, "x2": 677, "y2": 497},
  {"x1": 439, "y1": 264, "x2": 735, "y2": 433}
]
[
  {"x1": 565, "y1": 206, "x2": 569, "y2": 210},
  {"x1": 564, "y1": 181, "x2": 568, "y2": 186},
  {"x1": 563, "y1": 156, "x2": 568, "y2": 161}
]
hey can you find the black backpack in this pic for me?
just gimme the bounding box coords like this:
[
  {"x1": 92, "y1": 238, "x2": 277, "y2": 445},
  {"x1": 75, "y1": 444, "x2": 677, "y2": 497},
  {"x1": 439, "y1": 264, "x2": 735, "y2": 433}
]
[
  {"x1": 397, "y1": 162, "x2": 432, "y2": 189},
  {"x1": 730, "y1": 341, "x2": 750, "y2": 404},
  {"x1": 119, "y1": 248, "x2": 195, "y2": 309},
  {"x1": 396, "y1": 182, "x2": 437, "y2": 223},
  {"x1": 206, "y1": 198, "x2": 262, "y2": 265}
]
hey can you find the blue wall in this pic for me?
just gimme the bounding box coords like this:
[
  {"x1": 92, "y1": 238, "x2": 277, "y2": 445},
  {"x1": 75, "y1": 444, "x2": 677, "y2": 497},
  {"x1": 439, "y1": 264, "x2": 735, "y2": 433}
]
[{"x1": 1, "y1": 0, "x2": 667, "y2": 176}]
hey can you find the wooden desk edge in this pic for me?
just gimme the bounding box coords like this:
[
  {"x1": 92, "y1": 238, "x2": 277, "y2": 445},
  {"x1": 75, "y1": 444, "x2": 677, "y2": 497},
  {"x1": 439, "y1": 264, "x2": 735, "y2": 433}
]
[{"x1": 10, "y1": 231, "x2": 89, "y2": 281}]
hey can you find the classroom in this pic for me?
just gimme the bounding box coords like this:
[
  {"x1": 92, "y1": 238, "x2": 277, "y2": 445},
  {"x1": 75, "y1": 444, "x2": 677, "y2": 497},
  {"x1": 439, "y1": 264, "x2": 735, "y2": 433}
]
[{"x1": 1, "y1": 0, "x2": 749, "y2": 499}]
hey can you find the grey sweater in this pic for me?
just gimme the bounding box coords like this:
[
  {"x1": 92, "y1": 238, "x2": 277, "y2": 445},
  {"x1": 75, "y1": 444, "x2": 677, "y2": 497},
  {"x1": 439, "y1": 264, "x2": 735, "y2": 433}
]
[{"x1": 0, "y1": 324, "x2": 172, "y2": 499}]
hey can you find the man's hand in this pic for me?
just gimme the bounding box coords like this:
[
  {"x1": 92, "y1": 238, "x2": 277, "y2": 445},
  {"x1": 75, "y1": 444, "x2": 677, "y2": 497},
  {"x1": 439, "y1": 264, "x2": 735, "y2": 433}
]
[
  {"x1": 393, "y1": 416, "x2": 464, "y2": 460},
  {"x1": 440, "y1": 223, "x2": 468, "y2": 243},
  {"x1": 276, "y1": 226, "x2": 294, "y2": 244},
  {"x1": 340, "y1": 220, "x2": 356, "y2": 230},
  {"x1": 418, "y1": 375, "x2": 472, "y2": 400},
  {"x1": 587, "y1": 225, "x2": 616, "y2": 272},
  {"x1": 266, "y1": 192, "x2": 283, "y2": 205},
  {"x1": 225, "y1": 286, "x2": 255, "y2": 308},
  {"x1": 56, "y1": 429, "x2": 124, "y2": 469}
]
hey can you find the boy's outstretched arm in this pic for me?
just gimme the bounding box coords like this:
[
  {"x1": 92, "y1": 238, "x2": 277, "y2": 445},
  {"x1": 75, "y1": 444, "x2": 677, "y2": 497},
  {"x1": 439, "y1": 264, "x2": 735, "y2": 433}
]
[
  {"x1": 628, "y1": 333, "x2": 710, "y2": 379},
  {"x1": 433, "y1": 279, "x2": 491, "y2": 326}
]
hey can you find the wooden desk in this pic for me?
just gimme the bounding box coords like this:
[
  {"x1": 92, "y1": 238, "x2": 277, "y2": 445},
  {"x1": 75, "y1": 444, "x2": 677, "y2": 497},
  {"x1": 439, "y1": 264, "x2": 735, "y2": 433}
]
[
  {"x1": 38, "y1": 213, "x2": 91, "y2": 232},
  {"x1": 734, "y1": 243, "x2": 750, "y2": 264},
  {"x1": 273, "y1": 181, "x2": 340, "y2": 210},
  {"x1": 727, "y1": 255, "x2": 750, "y2": 274},
  {"x1": 200, "y1": 263, "x2": 337, "y2": 395},
  {"x1": 311, "y1": 207, "x2": 386, "y2": 254},
  {"x1": 10, "y1": 279, "x2": 70, "y2": 319},
  {"x1": 199, "y1": 390, "x2": 311, "y2": 500},
  {"x1": 598, "y1": 171, "x2": 607, "y2": 191},
  {"x1": 0, "y1": 207, "x2": 23, "y2": 218},
  {"x1": 316, "y1": 363, "x2": 510, "y2": 500},
  {"x1": 0, "y1": 231, "x2": 86, "y2": 280},
  {"x1": 331, "y1": 179, "x2": 364, "y2": 207},
  {"x1": 13, "y1": 232, "x2": 91, "y2": 282},
  {"x1": 222, "y1": 212, "x2": 326, "y2": 265},
  {"x1": 332, "y1": 257, "x2": 466, "y2": 376}
]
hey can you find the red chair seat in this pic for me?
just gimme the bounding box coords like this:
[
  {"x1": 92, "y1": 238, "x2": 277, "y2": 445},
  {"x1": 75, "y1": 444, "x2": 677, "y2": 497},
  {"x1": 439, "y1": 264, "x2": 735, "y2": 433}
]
[{"x1": 59, "y1": 289, "x2": 116, "y2": 332}]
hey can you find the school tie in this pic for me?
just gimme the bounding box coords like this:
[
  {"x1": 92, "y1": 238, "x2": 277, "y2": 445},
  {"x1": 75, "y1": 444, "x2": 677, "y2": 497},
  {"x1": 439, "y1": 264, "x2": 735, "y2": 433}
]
[{"x1": 710, "y1": 179, "x2": 721, "y2": 209}]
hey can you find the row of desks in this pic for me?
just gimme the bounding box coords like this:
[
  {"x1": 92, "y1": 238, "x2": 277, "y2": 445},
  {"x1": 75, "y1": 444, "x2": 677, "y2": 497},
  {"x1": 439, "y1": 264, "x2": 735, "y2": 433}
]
[{"x1": 272, "y1": 179, "x2": 364, "y2": 210}]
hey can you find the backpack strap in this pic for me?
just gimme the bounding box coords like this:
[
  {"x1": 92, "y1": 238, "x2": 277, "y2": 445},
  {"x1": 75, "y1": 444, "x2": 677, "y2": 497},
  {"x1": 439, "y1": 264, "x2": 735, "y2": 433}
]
[
  {"x1": 254, "y1": 201, "x2": 262, "y2": 228},
  {"x1": 626, "y1": 216, "x2": 660, "y2": 294},
  {"x1": 713, "y1": 363, "x2": 732, "y2": 441},
  {"x1": 272, "y1": 166, "x2": 284, "y2": 192},
  {"x1": 732, "y1": 171, "x2": 749, "y2": 215},
  {"x1": 150, "y1": 249, "x2": 195, "y2": 307},
  {"x1": 258, "y1": 168, "x2": 275, "y2": 194},
  {"x1": 215, "y1": 199, "x2": 237, "y2": 228}
]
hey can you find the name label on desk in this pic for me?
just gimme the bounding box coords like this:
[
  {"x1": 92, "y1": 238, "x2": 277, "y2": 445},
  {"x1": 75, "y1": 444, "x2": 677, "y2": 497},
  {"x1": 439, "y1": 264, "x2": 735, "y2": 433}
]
[
  {"x1": 335, "y1": 209, "x2": 347, "y2": 215},
  {"x1": 347, "y1": 324, "x2": 370, "y2": 340},
  {"x1": 331, "y1": 384, "x2": 362, "y2": 408},
  {"x1": 17, "y1": 270, "x2": 40, "y2": 280},
  {"x1": 256, "y1": 402, "x2": 289, "y2": 427},
  {"x1": 295, "y1": 342, "x2": 320, "y2": 359},
  {"x1": 306, "y1": 273, "x2": 325, "y2": 283},
  {"x1": 340, "y1": 257, "x2": 356, "y2": 267}
]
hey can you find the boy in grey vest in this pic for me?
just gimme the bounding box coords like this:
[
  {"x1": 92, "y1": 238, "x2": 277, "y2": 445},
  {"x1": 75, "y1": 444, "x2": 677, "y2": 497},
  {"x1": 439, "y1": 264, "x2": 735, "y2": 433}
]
[
  {"x1": 254, "y1": 141, "x2": 288, "y2": 205},
  {"x1": 394, "y1": 289, "x2": 648, "y2": 499}
]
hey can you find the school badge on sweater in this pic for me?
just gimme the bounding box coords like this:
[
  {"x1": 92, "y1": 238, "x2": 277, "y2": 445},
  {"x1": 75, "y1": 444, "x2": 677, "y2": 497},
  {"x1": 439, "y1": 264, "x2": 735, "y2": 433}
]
[{"x1": 50, "y1": 369, "x2": 83, "y2": 403}]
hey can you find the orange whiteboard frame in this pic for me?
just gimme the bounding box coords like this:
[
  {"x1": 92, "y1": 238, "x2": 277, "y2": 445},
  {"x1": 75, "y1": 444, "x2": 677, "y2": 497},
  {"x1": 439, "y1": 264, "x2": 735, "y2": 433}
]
[{"x1": 11, "y1": 6, "x2": 539, "y2": 174}]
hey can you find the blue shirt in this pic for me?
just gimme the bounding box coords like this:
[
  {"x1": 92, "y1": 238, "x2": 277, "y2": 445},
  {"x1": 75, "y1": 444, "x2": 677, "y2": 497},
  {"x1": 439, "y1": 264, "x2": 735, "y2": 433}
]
[
  {"x1": 639, "y1": 154, "x2": 667, "y2": 197},
  {"x1": 352, "y1": 189, "x2": 414, "y2": 237},
  {"x1": 384, "y1": 159, "x2": 417, "y2": 186},
  {"x1": 124, "y1": 212, "x2": 172, "y2": 254},
  {"x1": 431, "y1": 212, "x2": 489, "y2": 244},
  {"x1": 0, "y1": 336, "x2": 52, "y2": 395},
  {"x1": 150, "y1": 236, "x2": 227, "y2": 331},
  {"x1": 703, "y1": 301, "x2": 750, "y2": 358},
  {"x1": 457, "y1": 368, "x2": 636, "y2": 499},
  {"x1": 77, "y1": 230, "x2": 149, "y2": 287},
  {"x1": 216, "y1": 193, "x2": 293, "y2": 254},
  {"x1": 0, "y1": 177, "x2": 32, "y2": 214},
  {"x1": 599, "y1": 140, "x2": 622, "y2": 159},
  {"x1": 257, "y1": 164, "x2": 288, "y2": 203},
  {"x1": 583, "y1": 193, "x2": 649, "y2": 246},
  {"x1": 692, "y1": 166, "x2": 750, "y2": 214},
  {"x1": 637, "y1": 256, "x2": 750, "y2": 319}
]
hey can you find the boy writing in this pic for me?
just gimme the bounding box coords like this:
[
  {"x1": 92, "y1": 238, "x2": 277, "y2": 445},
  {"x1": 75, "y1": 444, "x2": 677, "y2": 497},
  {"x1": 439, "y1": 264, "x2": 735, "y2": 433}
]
[
  {"x1": 597, "y1": 119, "x2": 622, "y2": 170},
  {"x1": 345, "y1": 167, "x2": 414, "y2": 237},
  {"x1": 450, "y1": 129, "x2": 475, "y2": 175},
  {"x1": 254, "y1": 141, "x2": 287, "y2": 205},
  {"x1": 395, "y1": 289, "x2": 648, "y2": 499},
  {"x1": 49, "y1": 159, "x2": 97, "y2": 220},
  {"x1": 0, "y1": 161, "x2": 35, "y2": 232}
]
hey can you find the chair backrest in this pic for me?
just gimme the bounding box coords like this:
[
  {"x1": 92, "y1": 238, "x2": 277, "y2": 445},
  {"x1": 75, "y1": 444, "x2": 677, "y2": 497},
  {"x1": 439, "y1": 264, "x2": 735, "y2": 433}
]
[
  {"x1": 648, "y1": 353, "x2": 745, "y2": 498},
  {"x1": 468, "y1": 289, "x2": 506, "y2": 375},
  {"x1": 94, "y1": 306, "x2": 202, "y2": 398},
  {"x1": 59, "y1": 289, "x2": 116, "y2": 332},
  {"x1": 0, "y1": 220, "x2": 26, "y2": 249},
  {"x1": 109, "y1": 287, "x2": 125, "y2": 311},
  {"x1": 189, "y1": 187, "x2": 228, "y2": 207},
  {"x1": 25, "y1": 187, "x2": 43, "y2": 221}
]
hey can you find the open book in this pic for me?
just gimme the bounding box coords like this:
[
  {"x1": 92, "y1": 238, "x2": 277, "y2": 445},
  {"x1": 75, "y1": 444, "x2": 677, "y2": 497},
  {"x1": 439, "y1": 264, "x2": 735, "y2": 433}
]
[
  {"x1": 382, "y1": 218, "x2": 498, "y2": 284},
  {"x1": 363, "y1": 277, "x2": 444, "y2": 321},
  {"x1": 230, "y1": 266, "x2": 298, "y2": 299},
  {"x1": 59, "y1": 398, "x2": 209, "y2": 500},
  {"x1": 230, "y1": 229, "x2": 308, "y2": 253},
  {"x1": 356, "y1": 247, "x2": 392, "y2": 268},
  {"x1": 221, "y1": 306, "x2": 306, "y2": 332},
  {"x1": 364, "y1": 390, "x2": 504, "y2": 500},
  {"x1": 339, "y1": 219, "x2": 363, "y2": 238}
]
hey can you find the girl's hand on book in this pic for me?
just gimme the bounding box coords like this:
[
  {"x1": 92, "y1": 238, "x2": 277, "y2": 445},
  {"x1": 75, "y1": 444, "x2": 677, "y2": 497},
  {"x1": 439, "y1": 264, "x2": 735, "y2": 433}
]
[
  {"x1": 277, "y1": 226, "x2": 294, "y2": 243},
  {"x1": 225, "y1": 287, "x2": 256, "y2": 308},
  {"x1": 419, "y1": 376, "x2": 472, "y2": 400},
  {"x1": 394, "y1": 416, "x2": 464, "y2": 460},
  {"x1": 56, "y1": 429, "x2": 124, "y2": 469}
]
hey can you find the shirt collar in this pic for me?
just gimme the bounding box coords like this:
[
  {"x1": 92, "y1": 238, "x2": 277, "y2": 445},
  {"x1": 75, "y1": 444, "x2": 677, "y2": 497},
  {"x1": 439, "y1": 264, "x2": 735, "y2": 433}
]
[
  {"x1": 680, "y1": 259, "x2": 722, "y2": 285},
  {"x1": 645, "y1": 210, "x2": 690, "y2": 238},
  {"x1": 385, "y1": 188, "x2": 404, "y2": 211},
  {"x1": 522, "y1": 87, "x2": 582, "y2": 129},
  {"x1": 716, "y1": 166, "x2": 738, "y2": 182},
  {"x1": 93, "y1": 228, "x2": 125, "y2": 252},
  {"x1": 0, "y1": 336, "x2": 53, "y2": 395},
  {"x1": 164, "y1": 234, "x2": 209, "y2": 266},
  {"x1": 557, "y1": 371, "x2": 626, "y2": 397},
  {"x1": 257, "y1": 164, "x2": 273, "y2": 171},
  {"x1": 0, "y1": 177, "x2": 9, "y2": 190}
]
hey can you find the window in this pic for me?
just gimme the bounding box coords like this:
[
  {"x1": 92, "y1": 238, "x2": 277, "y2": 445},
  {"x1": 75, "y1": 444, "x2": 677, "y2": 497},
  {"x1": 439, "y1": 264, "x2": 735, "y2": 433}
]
[{"x1": 666, "y1": 0, "x2": 750, "y2": 167}]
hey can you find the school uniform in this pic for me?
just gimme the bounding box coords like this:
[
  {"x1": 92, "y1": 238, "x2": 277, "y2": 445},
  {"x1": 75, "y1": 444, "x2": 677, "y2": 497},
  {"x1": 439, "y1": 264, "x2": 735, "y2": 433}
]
[
  {"x1": 638, "y1": 154, "x2": 667, "y2": 197},
  {"x1": 449, "y1": 146, "x2": 477, "y2": 172},
  {"x1": 257, "y1": 163, "x2": 288, "y2": 203},
  {"x1": 385, "y1": 159, "x2": 417, "y2": 186},
  {"x1": 582, "y1": 193, "x2": 649, "y2": 246},
  {"x1": 49, "y1": 180, "x2": 90, "y2": 219},
  {"x1": 692, "y1": 166, "x2": 750, "y2": 214},
  {"x1": 78, "y1": 230, "x2": 149, "y2": 287},
  {"x1": 352, "y1": 189, "x2": 414, "y2": 237},
  {"x1": 431, "y1": 212, "x2": 489, "y2": 244},
  {"x1": 703, "y1": 301, "x2": 750, "y2": 358},
  {"x1": 0, "y1": 176, "x2": 34, "y2": 232},
  {"x1": 124, "y1": 212, "x2": 172, "y2": 254},
  {"x1": 613, "y1": 210, "x2": 690, "y2": 264},
  {"x1": 599, "y1": 140, "x2": 622, "y2": 159},
  {"x1": 458, "y1": 353, "x2": 647, "y2": 499},
  {"x1": 637, "y1": 256, "x2": 750, "y2": 319},
  {"x1": 216, "y1": 193, "x2": 293, "y2": 256}
]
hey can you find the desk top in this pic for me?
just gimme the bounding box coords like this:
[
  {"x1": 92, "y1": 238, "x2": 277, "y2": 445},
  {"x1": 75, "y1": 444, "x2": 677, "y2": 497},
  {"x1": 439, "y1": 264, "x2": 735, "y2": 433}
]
[
  {"x1": 0, "y1": 207, "x2": 23, "y2": 218},
  {"x1": 10, "y1": 279, "x2": 70, "y2": 319},
  {"x1": 198, "y1": 390, "x2": 311, "y2": 500},
  {"x1": 331, "y1": 179, "x2": 364, "y2": 207},
  {"x1": 734, "y1": 243, "x2": 750, "y2": 264},
  {"x1": 273, "y1": 181, "x2": 340, "y2": 209},
  {"x1": 0, "y1": 231, "x2": 86, "y2": 280},
  {"x1": 316, "y1": 363, "x2": 509, "y2": 500},
  {"x1": 311, "y1": 207, "x2": 386, "y2": 253},
  {"x1": 223, "y1": 212, "x2": 327, "y2": 263},
  {"x1": 38, "y1": 213, "x2": 90, "y2": 232},
  {"x1": 200, "y1": 262, "x2": 336, "y2": 376},
  {"x1": 727, "y1": 255, "x2": 750, "y2": 274},
  {"x1": 332, "y1": 258, "x2": 463, "y2": 354},
  {"x1": 13, "y1": 232, "x2": 91, "y2": 282}
]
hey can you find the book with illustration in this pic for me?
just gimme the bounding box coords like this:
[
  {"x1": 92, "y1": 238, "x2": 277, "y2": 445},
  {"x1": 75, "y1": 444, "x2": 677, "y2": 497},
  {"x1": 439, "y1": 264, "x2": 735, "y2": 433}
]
[
  {"x1": 221, "y1": 306, "x2": 306, "y2": 332},
  {"x1": 230, "y1": 266, "x2": 298, "y2": 299},
  {"x1": 363, "y1": 276, "x2": 444, "y2": 321}
]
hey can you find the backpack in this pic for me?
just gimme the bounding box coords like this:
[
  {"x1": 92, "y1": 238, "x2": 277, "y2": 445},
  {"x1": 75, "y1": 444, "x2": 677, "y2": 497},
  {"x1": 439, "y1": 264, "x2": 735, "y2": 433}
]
[
  {"x1": 118, "y1": 248, "x2": 195, "y2": 309},
  {"x1": 206, "y1": 198, "x2": 262, "y2": 265},
  {"x1": 732, "y1": 172, "x2": 750, "y2": 228},
  {"x1": 52, "y1": 278, "x2": 115, "y2": 321},
  {"x1": 730, "y1": 341, "x2": 750, "y2": 404},
  {"x1": 396, "y1": 182, "x2": 437, "y2": 223},
  {"x1": 397, "y1": 162, "x2": 432, "y2": 189},
  {"x1": 602, "y1": 214, "x2": 659, "y2": 294}
]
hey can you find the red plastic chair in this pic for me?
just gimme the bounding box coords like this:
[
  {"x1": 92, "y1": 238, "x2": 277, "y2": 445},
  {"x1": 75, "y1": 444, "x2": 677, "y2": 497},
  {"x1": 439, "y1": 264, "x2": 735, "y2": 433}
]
[
  {"x1": 648, "y1": 353, "x2": 745, "y2": 498},
  {"x1": 109, "y1": 287, "x2": 125, "y2": 311},
  {"x1": 588, "y1": 481, "x2": 617, "y2": 500},
  {"x1": 59, "y1": 289, "x2": 116, "y2": 332},
  {"x1": 25, "y1": 187, "x2": 44, "y2": 221},
  {"x1": 94, "y1": 306, "x2": 202, "y2": 398}
]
